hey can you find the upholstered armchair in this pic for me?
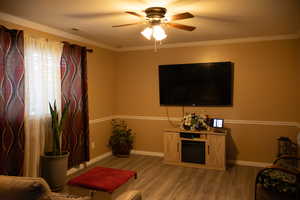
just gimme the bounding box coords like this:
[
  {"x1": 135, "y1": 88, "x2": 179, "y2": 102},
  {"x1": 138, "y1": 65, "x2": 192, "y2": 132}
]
[{"x1": 255, "y1": 155, "x2": 300, "y2": 200}]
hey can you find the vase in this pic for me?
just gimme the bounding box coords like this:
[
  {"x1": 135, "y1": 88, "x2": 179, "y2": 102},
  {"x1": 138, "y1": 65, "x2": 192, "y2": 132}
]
[
  {"x1": 40, "y1": 152, "x2": 69, "y2": 191},
  {"x1": 112, "y1": 143, "x2": 132, "y2": 157}
]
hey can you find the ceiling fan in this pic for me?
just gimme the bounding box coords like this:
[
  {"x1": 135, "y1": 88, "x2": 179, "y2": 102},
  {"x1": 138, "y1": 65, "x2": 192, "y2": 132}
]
[{"x1": 112, "y1": 7, "x2": 196, "y2": 41}]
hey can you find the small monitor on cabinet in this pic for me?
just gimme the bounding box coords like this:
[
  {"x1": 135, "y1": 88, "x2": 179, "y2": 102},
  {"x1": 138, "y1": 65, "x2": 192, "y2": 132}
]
[{"x1": 212, "y1": 118, "x2": 224, "y2": 128}]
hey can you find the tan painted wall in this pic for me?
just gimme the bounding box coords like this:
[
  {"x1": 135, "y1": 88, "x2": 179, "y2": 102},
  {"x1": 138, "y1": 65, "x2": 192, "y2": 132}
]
[
  {"x1": 1, "y1": 18, "x2": 299, "y2": 164},
  {"x1": 126, "y1": 119, "x2": 298, "y2": 163},
  {"x1": 0, "y1": 19, "x2": 114, "y2": 159},
  {"x1": 298, "y1": 39, "x2": 300, "y2": 124},
  {"x1": 115, "y1": 40, "x2": 300, "y2": 163}
]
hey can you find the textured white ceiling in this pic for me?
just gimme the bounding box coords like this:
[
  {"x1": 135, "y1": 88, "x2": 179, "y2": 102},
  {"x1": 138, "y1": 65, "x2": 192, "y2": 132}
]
[{"x1": 0, "y1": 0, "x2": 299, "y2": 48}]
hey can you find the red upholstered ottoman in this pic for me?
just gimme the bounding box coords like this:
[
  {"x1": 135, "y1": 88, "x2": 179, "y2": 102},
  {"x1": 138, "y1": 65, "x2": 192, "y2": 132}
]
[{"x1": 67, "y1": 167, "x2": 137, "y2": 200}]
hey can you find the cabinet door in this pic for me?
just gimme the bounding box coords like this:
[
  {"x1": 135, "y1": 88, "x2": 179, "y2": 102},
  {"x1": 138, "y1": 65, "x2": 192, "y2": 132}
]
[
  {"x1": 164, "y1": 132, "x2": 180, "y2": 162},
  {"x1": 207, "y1": 135, "x2": 226, "y2": 170}
]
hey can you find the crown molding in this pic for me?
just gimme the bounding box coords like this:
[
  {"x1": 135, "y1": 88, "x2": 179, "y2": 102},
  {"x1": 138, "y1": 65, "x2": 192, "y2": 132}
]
[
  {"x1": 116, "y1": 34, "x2": 300, "y2": 52},
  {"x1": 2, "y1": 11, "x2": 299, "y2": 52},
  {"x1": 0, "y1": 11, "x2": 118, "y2": 51}
]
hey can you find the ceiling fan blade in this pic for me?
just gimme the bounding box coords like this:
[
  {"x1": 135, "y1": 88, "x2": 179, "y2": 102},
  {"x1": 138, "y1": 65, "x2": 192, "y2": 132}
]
[
  {"x1": 196, "y1": 15, "x2": 239, "y2": 23},
  {"x1": 166, "y1": 22, "x2": 196, "y2": 31},
  {"x1": 125, "y1": 11, "x2": 144, "y2": 18},
  {"x1": 170, "y1": 12, "x2": 194, "y2": 21},
  {"x1": 66, "y1": 12, "x2": 122, "y2": 19},
  {"x1": 112, "y1": 22, "x2": 142, "y2": 27}
]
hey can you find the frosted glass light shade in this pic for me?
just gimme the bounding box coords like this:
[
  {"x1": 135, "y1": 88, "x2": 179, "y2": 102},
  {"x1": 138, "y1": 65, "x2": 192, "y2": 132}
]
[
  {"x1": 153, "y1": 25, "x2": 167, "y2": 41},
  {"x1": 141, "y1": 27, "x2": 153, "y2": 40}
]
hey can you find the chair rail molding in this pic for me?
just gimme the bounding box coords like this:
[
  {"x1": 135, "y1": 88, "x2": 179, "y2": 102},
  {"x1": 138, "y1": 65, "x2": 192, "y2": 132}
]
[
  {"x1": 89, "y1": 116, "x2": 114, "y2": 124},
  {"x1": 89, "y1": 115, "x2": 300, "y2": 128}
]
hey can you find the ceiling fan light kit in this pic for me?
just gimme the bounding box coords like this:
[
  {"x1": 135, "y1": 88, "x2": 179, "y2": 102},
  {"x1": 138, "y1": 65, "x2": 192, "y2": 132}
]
[
  {"x1": 152, "y1": 25, "x2": 167, "y2": 41},
  {"x1": 141, "y1": 25, "x2": 167, "y2": 41},
  {"x1": 141, "y1": 27, "x2": 153, "y2": 40},
  {"x1": 113, "y1": 7, "x2": 196, "y2": 51},
  {"x1": 145, "y1": 7, "x2": 167, "y2": 19}
]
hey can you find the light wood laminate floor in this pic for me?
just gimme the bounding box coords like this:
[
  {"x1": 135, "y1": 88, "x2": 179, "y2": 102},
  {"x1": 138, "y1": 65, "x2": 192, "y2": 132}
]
[{"x1": 69, "y1": 155, "x2": 260, "y2": 200}]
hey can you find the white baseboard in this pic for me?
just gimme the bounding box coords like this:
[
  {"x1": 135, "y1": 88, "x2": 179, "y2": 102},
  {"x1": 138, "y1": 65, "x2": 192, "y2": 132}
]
[
  {"x1": 67, "y1": 152, "x2": 112, "y2": 176},
  {"x1": 87, "y1": 152, "x2": 113, "y2": 165},
  {"x1": 131, "y1": 150, "x2": 272, "y2": 168},
  {"x1": 227, "y1": 160, "x2": 272, "y2": 168},
  {"x1": 67, "y1": 150, "x2": 271, "y2": 175},
  {"x1": 131, "y1": 150, "x2": 164, "y2": 157}
]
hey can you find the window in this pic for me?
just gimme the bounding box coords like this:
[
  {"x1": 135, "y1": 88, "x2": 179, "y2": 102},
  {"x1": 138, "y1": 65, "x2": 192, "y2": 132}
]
[{"x1": 24, "y1": 36, "x2": 63, "y2": 117}]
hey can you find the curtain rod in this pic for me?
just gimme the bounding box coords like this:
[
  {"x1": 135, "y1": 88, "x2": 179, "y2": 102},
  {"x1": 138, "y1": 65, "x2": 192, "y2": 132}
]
[
  {"x1": 0, "y1": 26, "x2": 94, "y2": 52},
  {"x1": 62, "y1": 41, "x2": 93, "y2": 53},
  {"x1": 85, "y1": 49, "x2": 93, "y2": 53}
]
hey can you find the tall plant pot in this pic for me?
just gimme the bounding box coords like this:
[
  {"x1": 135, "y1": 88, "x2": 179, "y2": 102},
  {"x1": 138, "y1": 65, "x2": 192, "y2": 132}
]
[{"x1": 41, "y1": 152, "x2": 69, "y2": 192}]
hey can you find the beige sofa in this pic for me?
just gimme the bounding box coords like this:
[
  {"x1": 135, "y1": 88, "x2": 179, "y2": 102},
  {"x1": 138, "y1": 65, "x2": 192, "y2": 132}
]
[{"x1": 0, "y1": 175, "x2": 141, "y2": 200}]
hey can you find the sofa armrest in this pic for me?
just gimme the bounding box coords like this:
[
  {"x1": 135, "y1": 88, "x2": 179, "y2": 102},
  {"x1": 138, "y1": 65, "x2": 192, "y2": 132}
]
[
  {"x1": 50, "y1": 192, "x2": 91, "y2": 200},
  {"x1": 115, "y1": 190, "x2": 142, "y2": 200},
  {"x1": 0, "y1": 175, "x2": 51, "y2": 200}
]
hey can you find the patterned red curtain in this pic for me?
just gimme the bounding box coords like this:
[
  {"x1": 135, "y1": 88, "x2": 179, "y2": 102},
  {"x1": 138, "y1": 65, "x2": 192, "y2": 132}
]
[
  {"x1": 0, "y1": 26, "x2": 25, "y2": 176},
  {"x1": 60, "y1": 43, "x2": 90, "y2": 168}
]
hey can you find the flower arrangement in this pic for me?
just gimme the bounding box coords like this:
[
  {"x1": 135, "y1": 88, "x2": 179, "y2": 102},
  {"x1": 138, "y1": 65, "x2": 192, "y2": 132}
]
[{"x1": 181, "y1": 113, "x2": 210, "y2": 131}]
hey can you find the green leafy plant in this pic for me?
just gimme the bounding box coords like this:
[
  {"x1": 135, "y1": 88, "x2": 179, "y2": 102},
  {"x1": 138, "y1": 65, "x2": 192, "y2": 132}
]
[
  {"x1": 108, "y1": 119, "x2": 134, "y2": 156},
  {"x1": 48, "y1": 101, "x2": 70, "y2": 155}
]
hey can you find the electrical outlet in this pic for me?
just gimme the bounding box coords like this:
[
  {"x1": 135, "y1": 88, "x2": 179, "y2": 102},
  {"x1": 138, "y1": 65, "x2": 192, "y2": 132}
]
[{"x1": 91, "y1": 142, "x2": 95, "y2": 149}]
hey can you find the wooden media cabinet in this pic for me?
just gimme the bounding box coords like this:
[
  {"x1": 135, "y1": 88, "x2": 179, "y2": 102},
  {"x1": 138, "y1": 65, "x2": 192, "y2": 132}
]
[{"x1": 164, "y1": 128, "x2": 227, "y2": 170}]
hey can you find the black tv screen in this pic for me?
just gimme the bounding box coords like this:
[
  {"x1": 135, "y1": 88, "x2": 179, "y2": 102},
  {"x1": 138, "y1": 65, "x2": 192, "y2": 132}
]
[{"x1": 159, "y1": 62, "x2": 233, "y2": 106}]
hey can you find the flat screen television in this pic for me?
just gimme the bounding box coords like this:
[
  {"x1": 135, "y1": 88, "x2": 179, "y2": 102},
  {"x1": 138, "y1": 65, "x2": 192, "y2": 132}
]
[{"x1": 159, "y1": 62, "x2": 233, "y2": 106}]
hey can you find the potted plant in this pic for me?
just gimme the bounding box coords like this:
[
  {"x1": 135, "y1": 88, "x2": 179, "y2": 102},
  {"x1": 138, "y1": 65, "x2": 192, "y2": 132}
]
[
  {"x1": 40, "y1": 101, "x2": 69, "y2": 191},
  {"x1": 109, "y1": 119, "x2": 134, "y2": 157}
]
